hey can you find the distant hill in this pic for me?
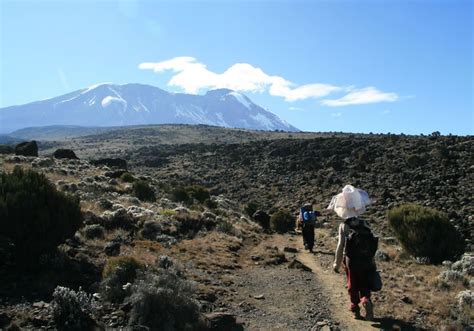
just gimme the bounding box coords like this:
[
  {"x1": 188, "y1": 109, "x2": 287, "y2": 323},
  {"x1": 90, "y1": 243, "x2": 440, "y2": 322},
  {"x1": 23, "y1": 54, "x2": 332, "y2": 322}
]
[
  {"x1": 0, "y1": 135, "x2": 23, "y2": 145},
  {"x1": 8, "y1": 125, "x2": 119, "y2": 141},
  {"x1": 0, "y1": 83, "x2": 299, "y2": 133}
]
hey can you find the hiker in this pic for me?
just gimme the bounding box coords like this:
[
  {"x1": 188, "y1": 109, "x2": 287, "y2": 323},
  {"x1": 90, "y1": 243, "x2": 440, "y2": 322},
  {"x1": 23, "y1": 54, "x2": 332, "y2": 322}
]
[
  {"x1": 297, "y1": 203, "x2": 318, "y2": 252},
  {"x1": 328, "y1": 185, "x2": 378, "y2": 321}
]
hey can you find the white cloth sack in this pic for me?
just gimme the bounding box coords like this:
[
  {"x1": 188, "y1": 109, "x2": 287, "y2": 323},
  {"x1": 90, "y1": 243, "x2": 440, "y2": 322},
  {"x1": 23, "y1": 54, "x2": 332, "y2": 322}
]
[{"x1": 327, "y1": 185, "x2": 371, "y2": 219}]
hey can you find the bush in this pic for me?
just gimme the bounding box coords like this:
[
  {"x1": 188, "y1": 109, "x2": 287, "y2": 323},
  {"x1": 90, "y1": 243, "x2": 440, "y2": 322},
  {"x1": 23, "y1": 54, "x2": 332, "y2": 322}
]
[
  {"x1": 0, "y1": 166, "x2": 82, "y2": 270},
  {"x1": 216, "y1": 220, "x2": 235, "y2": 235},
  {"x1": 127, "y1": 269, "x2": 202, "y2": 330},
  {"x1": 0, "y1": 144, "x2": 14, "y2": 154},
  {"x1": 169, "y1": 185, "x2": 210, "y2": 204},
  {"x1": 101, "y1": 256, "x2": 143, "y2": 303},
  {"x1": 170, "y1": 187, "x2": 190, "y2": 203},
  {"x1": 83, "y1": 224, "x2": 105, "y2": 239},
  {"x1": 186, "y1": 185, "x2": 210, "y2": 203},
  {"x1": 204, "y1": 198, "x2": 218, "y2": 209},
  {"x1": 244, "y1": 201, "x2": 259, "y2": 217},
  {"x1": 120, "y1": 172, "x2": 136, "y2": 183},
  {"x1": 387, "y1": 204, "x2": 465, "y2": 263},
  {"x1": 133, "y1": 180, "x2": 156, "y2": 202},
  {"x1": 270, "y1": 210, "x2": 295, "y2": 233},
  {"x1": 51, "y1": 286, "x2": 98, "y2": 330}
]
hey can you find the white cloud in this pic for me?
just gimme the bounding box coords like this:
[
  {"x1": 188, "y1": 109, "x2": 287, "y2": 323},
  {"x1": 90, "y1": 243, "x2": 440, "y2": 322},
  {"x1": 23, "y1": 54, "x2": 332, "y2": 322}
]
[
  {"x1": 331, "y1": 112, "x2": 342, "y2": 117},
  {"x1": 139, "y1": 57, "x2": 341, "y2": 101},
  {"x1": 321, "y1": 87, "x2": 398, "y2": 107},
  {"x1": 139, "y1": 57, "x2": 400, "y2": 106}
]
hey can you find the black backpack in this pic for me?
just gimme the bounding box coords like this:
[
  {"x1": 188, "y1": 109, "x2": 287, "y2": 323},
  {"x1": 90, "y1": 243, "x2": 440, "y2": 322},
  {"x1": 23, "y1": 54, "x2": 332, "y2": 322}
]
[{"x1": 345, "y1": 221, "x2": 378, "y2": 262}]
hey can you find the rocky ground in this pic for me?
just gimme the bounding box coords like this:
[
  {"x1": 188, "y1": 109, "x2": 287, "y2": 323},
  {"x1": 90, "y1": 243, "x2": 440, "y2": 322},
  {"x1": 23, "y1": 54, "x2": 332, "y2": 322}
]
[{"x1": 0, "y1": 126, "x2": 472, "y2": 330}]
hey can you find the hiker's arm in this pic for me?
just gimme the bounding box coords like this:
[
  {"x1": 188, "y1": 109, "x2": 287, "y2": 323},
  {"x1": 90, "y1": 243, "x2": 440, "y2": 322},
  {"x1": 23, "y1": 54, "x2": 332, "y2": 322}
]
[{"x1": 333, "y1": 224, "x2": 345, "y2": 271}]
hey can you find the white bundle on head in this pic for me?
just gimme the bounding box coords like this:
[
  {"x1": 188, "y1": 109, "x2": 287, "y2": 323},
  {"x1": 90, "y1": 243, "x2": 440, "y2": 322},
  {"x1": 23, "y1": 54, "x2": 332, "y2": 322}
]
[{"x1": 327, "y1": 185, "x2": 371, "y2": 219}]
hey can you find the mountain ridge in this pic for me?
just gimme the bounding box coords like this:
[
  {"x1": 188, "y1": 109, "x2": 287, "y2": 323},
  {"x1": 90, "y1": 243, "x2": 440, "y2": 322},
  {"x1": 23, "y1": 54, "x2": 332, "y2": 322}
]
[{"x1": 0, "y1": 83, "x2": 299, "y2": 133}]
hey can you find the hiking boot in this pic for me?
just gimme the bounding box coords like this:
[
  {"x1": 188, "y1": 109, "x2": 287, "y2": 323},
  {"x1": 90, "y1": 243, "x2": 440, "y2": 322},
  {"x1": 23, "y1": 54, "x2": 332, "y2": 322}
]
[
  {"x1": 362, "y1": 299, "x2": 374, "y2": 321},
  {"x1": 351, "y1": 306, "x2": 361, "y2": 319},
  {"x1": 309, "y1": 247, "x2": 313, "y2": 253},
  {"x1": 304, "y1": 244, "x2": 309, "y2": 250}
]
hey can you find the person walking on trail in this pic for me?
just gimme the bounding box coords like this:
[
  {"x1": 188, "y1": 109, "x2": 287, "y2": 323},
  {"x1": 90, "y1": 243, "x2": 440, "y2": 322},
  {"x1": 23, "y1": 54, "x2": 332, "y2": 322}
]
[
  {"x1": 297, "y1": 203, "x2": 318, "y2": 252},
  {"x1": 328, "y1": 185, "x2": 378, "y2": 321}
]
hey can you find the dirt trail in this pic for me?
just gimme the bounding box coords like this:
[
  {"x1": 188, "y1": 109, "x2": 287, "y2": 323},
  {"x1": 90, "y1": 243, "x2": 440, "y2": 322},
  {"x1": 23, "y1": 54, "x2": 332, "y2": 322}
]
[{"x1": 271, "y1": 234, "x2": 380, "y2": 331}]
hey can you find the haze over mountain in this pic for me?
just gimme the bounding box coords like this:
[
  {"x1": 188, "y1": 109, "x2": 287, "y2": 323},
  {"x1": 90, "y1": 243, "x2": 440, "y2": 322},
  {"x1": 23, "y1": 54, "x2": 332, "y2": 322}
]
[{"x1": 0, "y1": 83, "x2": 298, "y2": 133}]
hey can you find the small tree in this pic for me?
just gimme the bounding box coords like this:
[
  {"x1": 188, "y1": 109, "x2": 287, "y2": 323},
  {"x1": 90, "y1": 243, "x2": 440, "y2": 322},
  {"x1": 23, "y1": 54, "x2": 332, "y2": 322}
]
[
  {"x1": 387, "y1": 204, "x2": 464, "y2": 263},
  {"x1": 0, "y1": 166, "x2": 82, "y2": 270},
  {"x1": 270, "y1": 210, "x2": 295, "y2": 233},
  {"x1": 133, "y1": 180, "x2": 156, "y2": 202}
]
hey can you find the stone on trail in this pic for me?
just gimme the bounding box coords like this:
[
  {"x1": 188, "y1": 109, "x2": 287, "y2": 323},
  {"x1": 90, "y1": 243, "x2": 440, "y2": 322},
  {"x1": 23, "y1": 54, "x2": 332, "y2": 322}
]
[
  {"x1": 288, "y1": 258, "x2": 312, "y2": 272},
  {"x1": 205, "y1": 312, "x2": 243, "y2": 331},
  {"x1": 283, "y1": 246, "x2": 298, "y2": 253}
]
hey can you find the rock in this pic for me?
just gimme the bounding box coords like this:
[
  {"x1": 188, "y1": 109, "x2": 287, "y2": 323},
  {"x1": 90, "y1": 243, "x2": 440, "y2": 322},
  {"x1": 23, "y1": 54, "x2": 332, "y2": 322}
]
[
  {"x1": 104, "y1": 241, "x2": 121, "y2": 256},
  {"x1": 15, "y1": 141, "x2": 38, "y2": 157},
  {"x1": 283, "y1": 246, "x2": 298, "y2": 253},
  {"x1": 53, "y1": 149, "x2": 78, "y2": 159},
  {"x1": 205, "y1": 312, "x2": 243, "y2": 331},
  {"x1": 253, "y1": 294, "x2": 265, "y2": 300},
  {"x1": 288, "y1": 258, "x2": 312, "y2": 272},
  {"x1": 401, "y1": 296, "x2": 413, "y2": 304}
]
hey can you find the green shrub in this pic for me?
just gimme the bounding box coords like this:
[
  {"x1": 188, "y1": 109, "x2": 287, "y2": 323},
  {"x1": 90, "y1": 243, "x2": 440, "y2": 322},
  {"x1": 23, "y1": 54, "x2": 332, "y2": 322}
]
[
  {"x1": 133, "y1": 180, "x2": 156, "y2": 202},
  {"x1": 0, "y1": 166, "x2": 82, "y2": 270},
  {"x1": 244, "y1": 201, "x2": 259, "y2": 216},
  {"x1": 204, "y1": 198, "x2": 217, "y2": 209},
  {"x1": 387, "y1": 204, "x2": 465, "y2": 263},
  {"x1": 170, "y1": 187, "x2": 190, "y2": 203},
  {"x1": 83, "y1": 224, "x2": 105, "y2": 239},
  {"x1": 169, "y1": 185, "x2": 210, "y2": 204},
  {"x1": 120, "y1": 172, "x2": 136, "y2": 183},
  {"x1": 0, "y1": 145, "x2": 14, "y2": 155},
  {"x1": 216, "y1": 220, "x2": 235, "y2": 235},
  {"x1": 51, "y1": 286, "x2": 98, "y2": 330},
  {"x1": 186, "y1": 185, "x2": 210, "y2": 203},
  {"x1": 270, "y1": 210, "x2": 295, "y2": 233},
  {"x1": 127, "y1": 269, "x2": 203, "y2": 330},
  {"x1": 101, "y1": 256, "x2": 143, "y2": 303}
]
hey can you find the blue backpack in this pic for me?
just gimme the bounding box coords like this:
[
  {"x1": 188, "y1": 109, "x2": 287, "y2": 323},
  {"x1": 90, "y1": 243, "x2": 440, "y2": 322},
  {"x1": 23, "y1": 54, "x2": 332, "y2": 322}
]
[{"x1": 300, "y1": 207, "x2": 316, "y2": 225}]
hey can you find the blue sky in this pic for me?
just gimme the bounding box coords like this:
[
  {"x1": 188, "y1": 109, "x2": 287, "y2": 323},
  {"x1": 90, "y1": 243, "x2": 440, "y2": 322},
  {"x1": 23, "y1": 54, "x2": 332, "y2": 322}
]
[{"x1": 1, "y1": 0, "x2": 472, "y2": 134}]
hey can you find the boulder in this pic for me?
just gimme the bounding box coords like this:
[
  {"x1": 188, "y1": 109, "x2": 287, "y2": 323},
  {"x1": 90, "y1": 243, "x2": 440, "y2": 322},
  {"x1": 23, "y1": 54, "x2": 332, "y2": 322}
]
[
  {"x1": 205, "y1": 312, "x2": 243, "y2": 331},
  {"x1": 14, "y1": 141, "x2": 38, "y2": 157},
  {"x1": 53, "y1": 148, "x2": 78, "y2": 159}
]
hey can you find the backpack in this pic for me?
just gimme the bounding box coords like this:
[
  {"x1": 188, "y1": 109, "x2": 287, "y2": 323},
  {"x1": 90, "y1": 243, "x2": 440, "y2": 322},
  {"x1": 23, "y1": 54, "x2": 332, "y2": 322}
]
[
  {"x1": 345, "y1": 221, "x2": 378, "y2": 263},
  {"x1": 300, "y1": 206, "x2": 316, "y2": 225}
]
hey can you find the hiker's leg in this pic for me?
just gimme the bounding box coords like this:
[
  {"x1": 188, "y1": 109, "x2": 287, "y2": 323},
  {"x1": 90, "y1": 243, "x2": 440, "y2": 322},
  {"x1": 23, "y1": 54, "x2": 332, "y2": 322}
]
[
  {"x1": 344, "y1": 260, "x2": 360, "y2": 311},
  {"x1": 302, "y1": 225, "x2": 310, "y2": 248},
  {"x1": 307, "y1": 224, "x2": 315, "y2": 250}
]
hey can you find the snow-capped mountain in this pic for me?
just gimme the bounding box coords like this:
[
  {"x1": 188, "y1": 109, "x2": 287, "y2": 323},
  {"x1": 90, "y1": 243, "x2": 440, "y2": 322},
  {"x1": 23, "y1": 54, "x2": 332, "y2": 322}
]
[{"x1": 0, "y1": 83, "x2": 299, "y2": 133}]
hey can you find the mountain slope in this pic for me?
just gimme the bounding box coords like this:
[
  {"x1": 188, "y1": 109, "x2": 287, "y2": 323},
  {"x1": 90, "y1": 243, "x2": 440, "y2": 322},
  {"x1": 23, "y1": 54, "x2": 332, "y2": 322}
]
[{"x1": 0, "y1": 84, "x2": 299, "y2": 133}]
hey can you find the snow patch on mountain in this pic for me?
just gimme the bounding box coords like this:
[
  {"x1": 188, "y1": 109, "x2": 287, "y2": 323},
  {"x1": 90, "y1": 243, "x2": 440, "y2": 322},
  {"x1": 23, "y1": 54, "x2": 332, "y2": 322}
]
[
  {"x1": 250, "y1": 113, "x2": 275, "y2": 130},
  {"x1": 102, "y1": 96, "x2": 126, "y2": 107},
  {"x1": 228, "y1": 92, "x2": 253, "y2": 109}
]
